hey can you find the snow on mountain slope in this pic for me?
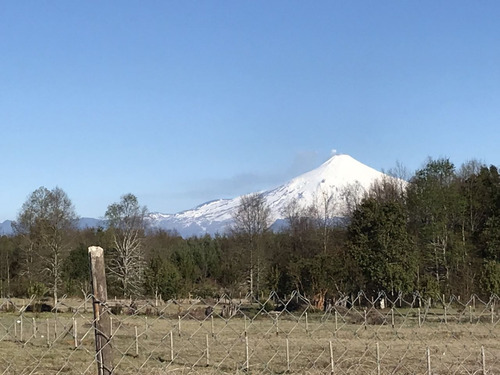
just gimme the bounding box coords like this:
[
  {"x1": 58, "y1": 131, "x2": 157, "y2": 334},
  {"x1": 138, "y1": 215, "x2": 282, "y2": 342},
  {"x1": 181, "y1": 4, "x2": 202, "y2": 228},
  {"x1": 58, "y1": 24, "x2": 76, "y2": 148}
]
[{"x1": 147, "y1": 154, "x2": 388, "y2": 237}]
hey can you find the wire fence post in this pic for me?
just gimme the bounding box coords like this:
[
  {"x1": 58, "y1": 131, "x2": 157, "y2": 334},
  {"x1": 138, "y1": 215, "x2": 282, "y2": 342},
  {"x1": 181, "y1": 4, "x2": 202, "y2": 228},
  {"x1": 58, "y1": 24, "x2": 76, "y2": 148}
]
[
  {"x1": 89, "y1": 246, "x2": 113, "y2": 375},
  {"x1": 135, "y1": 326, "x2": 139, "y2": 357},
  {"x1": 170, "y1": 330, "x2": 174, "y2": 362},
  {"x1": 46, "y1": 318, "x2": 50, "y2": 347},
  {"x1": 73, "y1": 317, "x2": 78, "y2": 348},
  {"x1": 286, "y1": 337, "x2": 290, "y2": 372},
  {"x1": 329, "y1": 340, "x2": 334, "y2": 374},
  {"x1": 376, "y1": 342, "x2": 380, "y2": 375},
  {"x1": 245, "y1": 334, "x2": 250, "y2": 371},
  {"x1": 427, "y1": 347, "x2": 431, "y2": 375},
  {"x1": 211, "y1": 315, "x2": 215, "y2": 337},
  {"x1": 206, "y1": 334, "x2": 210, "y2": 367}
]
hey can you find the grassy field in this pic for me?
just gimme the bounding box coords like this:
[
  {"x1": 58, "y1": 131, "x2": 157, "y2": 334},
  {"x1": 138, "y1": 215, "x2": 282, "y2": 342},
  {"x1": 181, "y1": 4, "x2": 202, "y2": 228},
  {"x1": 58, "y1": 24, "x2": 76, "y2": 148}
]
[{"x1": 1, "y1": 297, "x2": 500, "y2": 374}]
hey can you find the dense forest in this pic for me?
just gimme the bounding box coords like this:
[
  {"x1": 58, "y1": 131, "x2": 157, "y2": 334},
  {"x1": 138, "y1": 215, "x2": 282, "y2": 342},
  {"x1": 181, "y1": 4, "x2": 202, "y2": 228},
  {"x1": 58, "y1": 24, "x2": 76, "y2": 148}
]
[{"x1": 1, "y1": 157, "x2": 500, "y2": 309}]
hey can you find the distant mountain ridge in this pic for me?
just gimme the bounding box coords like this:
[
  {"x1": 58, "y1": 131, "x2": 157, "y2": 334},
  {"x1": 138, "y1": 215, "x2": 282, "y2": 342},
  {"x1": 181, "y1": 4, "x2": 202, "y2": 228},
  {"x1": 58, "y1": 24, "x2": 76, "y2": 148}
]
[
  {"x1": 0, "y1": 154, "x2": 390, "y2": 237},
  {"x1": 0, "y1": 218, "x2": 105, "y2": 236},
  {"x1": 0, "y1": 220, "x2": 13, "y2": 235}
]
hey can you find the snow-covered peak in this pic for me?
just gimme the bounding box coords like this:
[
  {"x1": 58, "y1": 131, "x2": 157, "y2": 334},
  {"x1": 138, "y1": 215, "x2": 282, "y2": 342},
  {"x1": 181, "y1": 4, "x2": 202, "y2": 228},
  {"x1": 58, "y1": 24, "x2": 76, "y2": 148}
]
[{"x1": 147, "y1": 154, "x2": 388, "y2": 237}]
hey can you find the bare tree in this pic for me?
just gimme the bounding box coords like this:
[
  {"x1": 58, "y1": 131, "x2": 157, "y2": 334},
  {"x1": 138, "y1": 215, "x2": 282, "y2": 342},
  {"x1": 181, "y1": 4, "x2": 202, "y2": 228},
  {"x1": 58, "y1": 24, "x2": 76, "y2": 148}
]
[
  {"x1": 13, "y1": 186, "x2": 78, "y2": 306},
  {"x1": 340, "y1": 182, "x2": 365, "y2": 218},
  {"x1": 232, "y1": 193, "x2": 271, "y2": 298},
  {"x1": 312, "y1": 189, "x2": 339, "y2": 254},
  {"x1": 105, "y1": 193, "x2": 147, "y2": 297},
  {"x1": 368, "y1": 175, "x2": 406, "y2": 204}
]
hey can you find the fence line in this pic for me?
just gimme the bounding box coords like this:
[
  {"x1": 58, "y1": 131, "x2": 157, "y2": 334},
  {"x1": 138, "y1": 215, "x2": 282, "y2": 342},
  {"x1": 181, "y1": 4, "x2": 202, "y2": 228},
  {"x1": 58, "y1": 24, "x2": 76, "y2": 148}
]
[{"x1": 1, "y1": 290, "x2": 500, "y2": 374}]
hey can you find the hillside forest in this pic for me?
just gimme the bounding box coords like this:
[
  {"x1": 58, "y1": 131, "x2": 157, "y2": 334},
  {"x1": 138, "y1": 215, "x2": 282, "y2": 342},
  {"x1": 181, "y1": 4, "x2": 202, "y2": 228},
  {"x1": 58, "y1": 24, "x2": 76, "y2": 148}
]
[{"x1": 1, "y1": 157, "x2": 500, "y2": 309}]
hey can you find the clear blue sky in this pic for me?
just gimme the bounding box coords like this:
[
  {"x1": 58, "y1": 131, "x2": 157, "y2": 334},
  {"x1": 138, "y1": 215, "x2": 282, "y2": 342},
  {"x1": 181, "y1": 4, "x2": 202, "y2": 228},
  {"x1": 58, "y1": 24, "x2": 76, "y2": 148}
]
[{"x1": 1, "y1": 1, "x2": 499, "y2": 220}]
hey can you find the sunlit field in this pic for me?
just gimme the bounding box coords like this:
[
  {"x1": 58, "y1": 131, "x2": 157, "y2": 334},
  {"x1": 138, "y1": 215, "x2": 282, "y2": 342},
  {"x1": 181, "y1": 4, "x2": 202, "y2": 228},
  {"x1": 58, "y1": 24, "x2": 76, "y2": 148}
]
[{"x1": 1, "y1": 296, "x2": 500, "y2": 374}]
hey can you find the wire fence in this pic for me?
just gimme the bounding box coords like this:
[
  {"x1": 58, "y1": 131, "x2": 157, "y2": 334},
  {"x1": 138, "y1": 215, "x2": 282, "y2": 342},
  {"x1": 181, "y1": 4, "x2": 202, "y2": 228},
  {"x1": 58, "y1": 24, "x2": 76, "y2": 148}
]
[{"x1": 1, "y1": 291, "x2": 500, "y2": 374}]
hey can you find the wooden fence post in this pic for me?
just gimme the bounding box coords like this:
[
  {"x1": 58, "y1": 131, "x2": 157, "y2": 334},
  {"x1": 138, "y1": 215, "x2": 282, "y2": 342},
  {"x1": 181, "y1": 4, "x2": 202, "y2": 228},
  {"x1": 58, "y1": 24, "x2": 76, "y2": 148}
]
[
  {"x1": 211, "y1": 315, "x2": 215, "y2": 338},
  {"x1": 426, "y1": 347, "x2": 431, "y2": 375},
  {"x1": 329, "y1": 341, "x2": 334, "y2": 375},
  {"x1": 46, "y1": 318, "x2": 50, "y2": 347},
  {"x1": 135, "y1": 326, "x2": 139, "y2": 357},
  {"x1": 286, "y1": 337, "x2": 290, "y2": 372},
  {"x1": 376, "y1": 342, "x2": 380, "y2": 375},
  {"x1": 73, "y1": 317, "x2": 78, "y2": 348},
  {"x1": 481, "y1": 346, "x2": 486, "y2": 375},
  {"x1": 170, "y1": 331, "x2": 174, "y2": 362},
  {"x1": 245, "y1": 335, "x2": 250, "y2": 371},
  {"x1": 275, "y1": 315, "x2": 279, "y2": 336},
  {"x1": 206, "y1": 334, "x2": 210, "y2": 367},
  {"x1": 89, "y1": 246, "x2": 113, "y2": 375}
]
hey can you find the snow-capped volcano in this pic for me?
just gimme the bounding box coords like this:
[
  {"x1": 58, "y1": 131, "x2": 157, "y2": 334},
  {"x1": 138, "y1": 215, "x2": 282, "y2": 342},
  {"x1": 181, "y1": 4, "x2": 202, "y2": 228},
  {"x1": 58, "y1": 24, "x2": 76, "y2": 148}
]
[
  {"x1": 147, "y1": 154, "x2": 388, "y2": 237},
  {"x1": 0, "y1": 154, "x2": 391, "y2": 237}
]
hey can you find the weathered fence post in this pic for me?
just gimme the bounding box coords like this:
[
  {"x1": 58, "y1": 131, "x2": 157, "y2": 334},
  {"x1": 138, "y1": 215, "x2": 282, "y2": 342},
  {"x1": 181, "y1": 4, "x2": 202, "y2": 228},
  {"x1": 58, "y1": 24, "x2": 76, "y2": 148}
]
[
  {"x1": 206, "y1": 334, "x2": 210, "y2": 366},
  {"x1": 426, "y1": 347, "x2": 431, "y2": 375},
  {"x1": 329, "y1": 341, "x2": 334, "y2": 374},
  {"x1": 170, "y1": 331, "x2": 174, "y2": 362},
  {"x1": 89, "y1": 246, "x2": 113, "y2": 375},
  {"x1": 364, "y1": 308, "x2": 367, "y2": 329},
  {"x1": 335, "y1": 310, "x2": 338, "y2": 335},
  {"x1": 46, "y1": 318, "x2": 50, "y2": 347},
  {"x1": 135, "y1": 326, "x2": 139, "y2": 357},
  {"x1": 245, "y1": 335, "x2": 250, "y2": 371},
  {"x1": 481, "y1": 345, "x2": 486, "y2": 375},
  {"x1": 211, "y1": 315, "x2": 215, "y2": 337},
  {"x1": 73, "y1": 317, "x2": 78, "y2": 348},
  {"x1": 376, "y1": 342, "x2": 380, "y2": 375},
  {"x1": 286, "y1": 337, "x2": 290, "y2": 372},
  {"x1": 244, "y1": 315, "x2": 247, "y2": 336}
]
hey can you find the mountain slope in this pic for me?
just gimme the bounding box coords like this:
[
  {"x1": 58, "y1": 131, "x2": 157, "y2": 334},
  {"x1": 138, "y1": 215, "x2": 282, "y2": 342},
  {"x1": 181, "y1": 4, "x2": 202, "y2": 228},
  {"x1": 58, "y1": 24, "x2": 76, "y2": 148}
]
[{"x1": 147, "y1": 154, "x2": 388, "y2": 236}]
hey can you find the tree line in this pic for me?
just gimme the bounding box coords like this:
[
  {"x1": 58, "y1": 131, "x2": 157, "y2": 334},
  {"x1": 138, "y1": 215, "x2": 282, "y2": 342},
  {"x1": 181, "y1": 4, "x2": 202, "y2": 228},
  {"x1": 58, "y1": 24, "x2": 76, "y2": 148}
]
[{"x1": 1, "y1": 157, "x2": 499, "y2": 309}]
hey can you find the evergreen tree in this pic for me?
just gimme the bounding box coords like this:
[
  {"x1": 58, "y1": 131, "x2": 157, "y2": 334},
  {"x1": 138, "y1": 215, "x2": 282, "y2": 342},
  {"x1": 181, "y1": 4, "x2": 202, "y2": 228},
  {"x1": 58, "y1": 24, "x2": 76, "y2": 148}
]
[
  {"x1": 348, "y1": 197, "x2": 416, "y2": 295},
  {"x1": 407, "y1": 158, "x2": 462, "y2": 294}
]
